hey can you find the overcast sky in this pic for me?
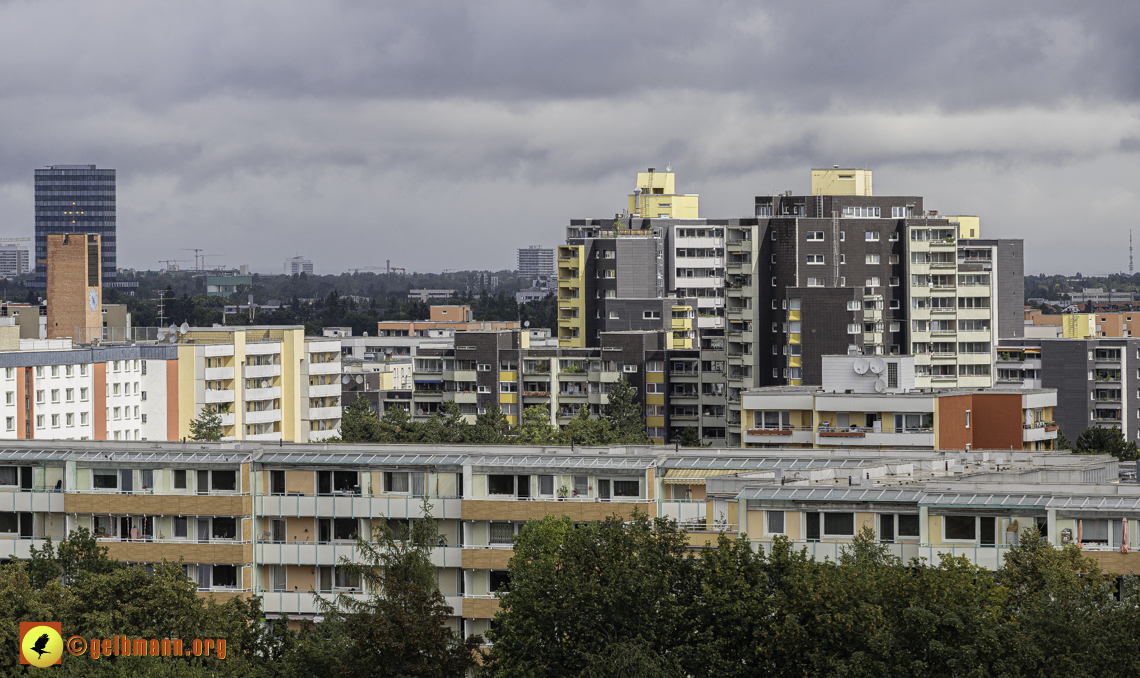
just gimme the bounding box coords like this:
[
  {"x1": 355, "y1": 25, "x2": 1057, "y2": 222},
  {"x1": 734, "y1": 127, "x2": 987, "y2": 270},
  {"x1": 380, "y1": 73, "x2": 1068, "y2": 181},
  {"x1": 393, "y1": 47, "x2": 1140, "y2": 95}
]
[{"x1": 0, "y1": 0, "x2": 1136, "y2": 275}]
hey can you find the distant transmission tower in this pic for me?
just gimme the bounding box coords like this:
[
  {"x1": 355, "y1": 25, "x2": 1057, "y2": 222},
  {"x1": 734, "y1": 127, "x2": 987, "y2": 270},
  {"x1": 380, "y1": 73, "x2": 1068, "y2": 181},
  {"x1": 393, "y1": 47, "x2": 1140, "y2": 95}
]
[{"x1": 1131, "y1": 230, "x2": 1135, "y2": 275}]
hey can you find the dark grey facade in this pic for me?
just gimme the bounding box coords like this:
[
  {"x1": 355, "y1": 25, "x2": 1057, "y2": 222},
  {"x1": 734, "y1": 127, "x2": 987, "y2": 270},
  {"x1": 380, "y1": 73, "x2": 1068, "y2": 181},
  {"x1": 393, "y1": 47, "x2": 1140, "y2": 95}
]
[
  {"x1": 1000, "y1": 337, "x2": 1137, "y2": 444},
  {"x1": 33, "y1": 165, "x2": 116, "y2": 288}
]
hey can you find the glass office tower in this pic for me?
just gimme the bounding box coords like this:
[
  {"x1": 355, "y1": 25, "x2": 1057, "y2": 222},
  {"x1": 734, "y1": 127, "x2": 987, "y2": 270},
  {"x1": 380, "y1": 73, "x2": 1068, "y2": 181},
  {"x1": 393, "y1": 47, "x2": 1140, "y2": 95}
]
[{"x1": 32, "y1": 165, "x2": 116, "y2": 288}]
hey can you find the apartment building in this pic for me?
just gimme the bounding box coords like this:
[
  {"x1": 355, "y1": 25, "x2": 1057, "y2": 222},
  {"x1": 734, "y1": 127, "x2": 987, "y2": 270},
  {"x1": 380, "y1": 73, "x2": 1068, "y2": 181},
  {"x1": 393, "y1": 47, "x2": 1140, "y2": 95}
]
[
  {"x1": 406, "y1": 327, "x2": 735, "y2": 445},
  {"x1": 1, "y1": 440, "x2": 1135, "y2": 640},
  {"x1": 0, "y1": 243, "x2": 30, "y2": 277},
  {"x1": 516, "y1": 246, "x2": 554, "y2": 278},
  {"x1": 174, "y1": 327, "x2": 341, "y2": 442},
  {"x1": 741, "y1": 385, "x2": 1057, "y2": 451},
  {"x1": 995, "y1": 337, "x2": 1140, "y2": 444},
  {"x1": 751, "y1": 168, "x2": 1022, "y2": 389}
]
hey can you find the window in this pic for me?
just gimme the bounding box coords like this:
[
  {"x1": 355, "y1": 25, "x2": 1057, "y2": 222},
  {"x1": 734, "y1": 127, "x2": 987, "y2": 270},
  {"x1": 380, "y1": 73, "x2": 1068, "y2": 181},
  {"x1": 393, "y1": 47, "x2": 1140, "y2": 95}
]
[
  {"x1": 622, "y1": 364, "x2": 638, "y2": 373},
  {"x1": 384, "y1": 472, "x2": 410, "y2": 493},
  {"x1": 80, "y1": 364, "x2": 87, "y2": 376},
  {"x1": 539, "y1": 475, "x2": 554, "y2": 496},
  {"x1": 333, "y1": 518, "x2": 358, "y2": 540},
  {"x1": 488, "y1": 475, "x2": 515, "y2": 495},
  {"x1": 212, "y1": 517, "x2": 237, "y2": 540},
  {"x1": 646, "y1": 361, "x2": 663, "y2": 372},
  {"x1": 210, "y1": 470, "x2": 236, "y2": 491},
  {"x1": 847, "y1": 324, "x2": 860, "y2": 334},
  {"x1": 958, "y1": 297, "x2": 990, "y2": 309},
  {"x1": 65, "y1": 413, "x2": 73, "y2": 427},
  {"x1": 93, "y1": 471, "x2": 117, "y2": 490},
  {"x1": 846, "y1": 300, "x2": 859, "y2": 311},
  {"x1": 4, "y1": 418, "x2": 11, "y2": 432},
  {"x1": 944, "y1": 516, "x2": 976, "y2": 540},
  {"x1": 613, "y1": 480, "x2": 640, "y2": 497},
  {"x1": 80, "y1": 388, "x2": 88, "y2": 401},
  {"x1": 842, "y1": 206, "x2": 880, "y2": 218},
  {"x1": 807, "y1": 278, "x2": 824, "y2": 287},
  {"x1": 864, "y1": 231, "x2": 880, "y2": 241},
  {"x1": 35, "y1": 367, "x2": 42, "y2": 378},
  {"x1": 865, "y1": 254, "x2": 880, "y2": 264},
  {"x1": 823, "y1": 513, "x2": 855, "y2": 536},
  {"x1": 965, "y1": 410, "x2": 971, "y2": 428},
  {"x1": 499, "y1": 382, "x2": 517, "y2": 393},
  {"x1": 643, "y1": 310, "x2": 661, "y2": 320},
  {"x1": 65, "y1": 388, "x2": 73, "y2": 402},
  {"x1": 645, "y1": 382, "x2": 664, "y2": 394},
  {"x1": 898, "y1": 514, "x2": 920, "y2": 537},
  {"x1": 806, "y1": 254, "x2": 825, "y2": 264},
  {"x1": 806, "y1": 231, "x2": 825, "y2": 241},
  {"x1": 3, "y1": 368, "x2": 10, "y2": 380},
  {"x1": 490, "y1": 522, "x2": 515, "y2": 545},
  {"x1": 35, "y1": 415, "x2": 43, "y2": 429},
  {"x1": 35, "y1": 390, "x2": 43, "y2": 404},
  {"x1": 174, "y1": 470, "x2": 187, "y2": 489},
  {"x1": 476, "y1": 363, "x2": 492, "y2": 371},
  {"x1": 767, "y1": 511, "x2": 785, "y2": 534},
  {"x1": 3, "y1": 392, "x2": 10, "y2": 405},
  {"x1": 958, "y1": 364, "x2": 991, "y2": 376},
  {"x1": 891, "y1": 206, "x2": 907, "y2": 218},
  {"x1": 865, "y1": 277, "x2": 880, "y2": 287}
]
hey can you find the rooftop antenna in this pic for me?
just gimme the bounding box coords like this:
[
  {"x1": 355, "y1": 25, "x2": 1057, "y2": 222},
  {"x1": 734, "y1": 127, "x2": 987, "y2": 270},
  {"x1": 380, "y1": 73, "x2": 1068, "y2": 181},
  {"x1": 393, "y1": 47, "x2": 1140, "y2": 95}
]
[{"x1": 1131, "y1": 230, "x2": 1134, "y2": 275}]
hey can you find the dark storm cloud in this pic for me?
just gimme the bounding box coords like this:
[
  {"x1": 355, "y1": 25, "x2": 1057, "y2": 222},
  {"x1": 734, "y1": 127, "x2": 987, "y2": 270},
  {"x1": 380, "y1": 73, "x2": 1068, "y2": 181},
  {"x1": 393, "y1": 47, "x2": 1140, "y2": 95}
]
[{"x1": 0, "y1": 0, "x2": 1136, "y2": 273}]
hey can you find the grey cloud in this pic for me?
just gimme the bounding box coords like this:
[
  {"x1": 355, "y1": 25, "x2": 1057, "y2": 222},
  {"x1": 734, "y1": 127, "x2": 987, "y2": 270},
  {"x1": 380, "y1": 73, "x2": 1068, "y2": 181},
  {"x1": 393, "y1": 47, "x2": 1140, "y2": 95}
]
[{"x1": 0, "y1": 0, "x2": 1137, "y2": 274}]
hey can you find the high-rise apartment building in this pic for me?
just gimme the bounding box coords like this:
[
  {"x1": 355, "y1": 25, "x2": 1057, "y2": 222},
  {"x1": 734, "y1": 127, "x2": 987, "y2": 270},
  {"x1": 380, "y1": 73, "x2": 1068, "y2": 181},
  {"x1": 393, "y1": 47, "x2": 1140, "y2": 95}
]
[
  {"x1": 174, "y1": 327, "x2": 341, "y2": 442},
  {"x1": 753, "y1": 168, "x2": 1022, "y2": 389},
  {"x1": 33, "y1": 165, "x2": 116, "y2": 288},
  {"x1": 285, "y1": 256, "x2": 314, "y2": 275},
  {"x1": 516, "y1": 246, "x2": 554, "y2": 277},
  {"x1": 0, "y1": 244, "x2": 29, "y2": 277}
]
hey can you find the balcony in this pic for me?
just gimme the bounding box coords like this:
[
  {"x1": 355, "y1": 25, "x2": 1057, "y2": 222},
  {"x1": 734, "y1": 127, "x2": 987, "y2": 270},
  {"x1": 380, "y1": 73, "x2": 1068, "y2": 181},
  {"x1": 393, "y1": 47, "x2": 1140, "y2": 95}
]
[
  {"x1": 308, "y1": 383, "x2": 339, "y2": 398},
  {"x1": 1023, "y1": 423, "x2": 1059, "y2": 442},
  {"x1": 446, "y1": 392, "x2": 478, "y2": 404},
  {"x1": 204, "y1": 366, "x2": 234, "y2": 381},
  {"x1": 205, "y1": 389, "x2": 235, "y2": 404},
  {"x1": 245, "y1": 409, "x2": 282, "y2": 424},
  {"x1": 309, "y1": 362, "x2": 341, "y2": 376},
  {"x1": 246, "y1": 386, "x2": 281, "y2": 401},
  {"x1": 245, "y1": 364, "x2": 282, "y2": 379},
  {"x1": 743, "y1": 427, "x2": 813, "y2": 445},
  {"x1": 309, "y1": 405, "x2": 341, "y2": 420},
  {"x1": 748, "y1": 538, "x2": 1007, "y2": 572}
]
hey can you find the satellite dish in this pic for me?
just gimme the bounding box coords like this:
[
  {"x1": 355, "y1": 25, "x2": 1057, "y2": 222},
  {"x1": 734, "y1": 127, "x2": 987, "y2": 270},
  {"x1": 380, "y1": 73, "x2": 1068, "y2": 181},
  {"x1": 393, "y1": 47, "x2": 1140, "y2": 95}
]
[
  {"x1": 167, "y1": 334, "x2": 178, "y2": 344},
  {"x1": 874, "y1": 379, "x2": 887, "y2": 393},
  {"x1": 156, "y1": 330, "x2": 166, "y2": 340},
  {"x1": 355, "y1": 375, "x2": 363, "y2": 384},
  {"x1": 853, "y1": 358, "x2": 869, "y2": 374},
  {"x1": 524, "y1": 320, "x2": 530, "y2": 328},
  {"x1": 869, "y1": 358, "x2": 886, "y2": 374},
  {"x1": 341, "y1": 375, "x2": 350, "y2": 384},
  {"x1": 180, "y1": 322, "x2": 189, "y2": 334}
]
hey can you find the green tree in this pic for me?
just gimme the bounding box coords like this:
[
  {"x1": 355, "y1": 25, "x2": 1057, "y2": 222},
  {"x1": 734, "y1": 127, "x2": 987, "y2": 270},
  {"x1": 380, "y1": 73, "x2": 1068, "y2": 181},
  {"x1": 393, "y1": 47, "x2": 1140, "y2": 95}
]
[
  {"x1": 470, "y1": 406, "x2": 511, "y2": 444},
  {"x1": 675, "y1": 426, "x2": 703, "y2": 448},
  {"x1": 378, "y1": 404, "x2": 419, "y2": 443},
  {"x1": 602, "y1": 377, "x2": 648, "y2": 443},
  {"x1": 420, "y1": 400, "x2": 469, "y2": 444},
  {"x1": 486, "y1": 511, "x2": 695, "y2": 678},
  {"x1": 558, "y1": 405, "x2": 614, "y2": 446},
  {"x1": 514, "y1": 405, "x2": 558, "y2": 445},
  {"x1": 188, "y1": 405, "x2": 223, "y2": 441},
  {"x1": 293, "y1": 499, "x2": 484, "y2": 677},
  {"x1": 340, "y1": 394, "x2": 382, "y2": 443},
  {"x1": 1075, "y1": 426, "x2": 1140, "y2": 461}
]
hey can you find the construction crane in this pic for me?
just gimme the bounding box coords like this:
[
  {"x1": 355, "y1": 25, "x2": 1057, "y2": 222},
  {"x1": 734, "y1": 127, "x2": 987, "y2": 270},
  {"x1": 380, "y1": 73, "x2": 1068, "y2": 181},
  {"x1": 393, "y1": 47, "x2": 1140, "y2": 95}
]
[
  {"x1": 158, "y1": 259, "x2": 188, "y2": 271},
  {"x1": 179, "y1": 248, "x2": 207, "y2": 270},
  {"x1": 389, "y1": 267, "x2": 406, "y2": 274}
]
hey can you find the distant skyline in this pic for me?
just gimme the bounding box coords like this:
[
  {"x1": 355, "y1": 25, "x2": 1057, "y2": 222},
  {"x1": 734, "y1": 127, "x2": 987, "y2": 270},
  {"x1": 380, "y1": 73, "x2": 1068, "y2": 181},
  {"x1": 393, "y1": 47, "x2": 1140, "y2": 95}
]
[{"x1": 0, "y1": 1, "x2": 1137, "y2": 276}]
